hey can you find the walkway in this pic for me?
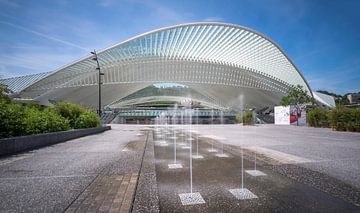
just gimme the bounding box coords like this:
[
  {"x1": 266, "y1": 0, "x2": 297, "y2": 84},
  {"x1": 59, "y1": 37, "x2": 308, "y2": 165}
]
[{"x1": 0, "y1": 125, "x2": 145, "y2": 212}]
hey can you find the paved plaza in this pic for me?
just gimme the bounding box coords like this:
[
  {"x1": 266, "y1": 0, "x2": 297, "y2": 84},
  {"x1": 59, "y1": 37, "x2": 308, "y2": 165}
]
[
  {"x1": 0, "y1": 125, "x2": 144, "y2": 212},
  {"x1": 193, "y1": 125, "x2": 360, "y2": 188},
  {"x1": 0, "y1": 124, "x2": 360, "y2": 212}
]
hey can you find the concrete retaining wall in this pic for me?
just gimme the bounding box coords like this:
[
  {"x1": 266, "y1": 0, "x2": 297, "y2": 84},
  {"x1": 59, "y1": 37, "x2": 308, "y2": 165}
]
[{"x1": 0, "y1": 126, "x2": 111, "y2": 156}]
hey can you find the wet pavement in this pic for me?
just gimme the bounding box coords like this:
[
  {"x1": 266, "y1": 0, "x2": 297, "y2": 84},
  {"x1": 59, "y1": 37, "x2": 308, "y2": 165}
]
[{"x1": 153, "y1": 127, "x2": 360, "y2": 212}]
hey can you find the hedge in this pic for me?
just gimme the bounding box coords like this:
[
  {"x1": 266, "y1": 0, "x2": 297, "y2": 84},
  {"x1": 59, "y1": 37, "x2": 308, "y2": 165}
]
[
  {"x1": 74, "y1": 110, "x2": 101, "y2": 129},
  {"x1": 235, "y1": 111, "x2": 253, "y2": 125},
  {"x1": 0, "y1": 99, "x2": 101, "y2": 139},
  {"x1": 328, "y1": 107, "x2": 360, "y2": 132},
  {"x1": 307, "y1": 107, "x2": 360, "y2": 132},
  {"x1": 0, "y1": 100, "x2": 26, "y2": 138},
  {"x1": 307, "y1": 108, "x2": 329, "y2": 128},
  {"x1": 24, "y1": 107, "x2": 70, "y2": 135},
  {"x1": 54, "y1": 101, "x2": 85, "y2": 128}
]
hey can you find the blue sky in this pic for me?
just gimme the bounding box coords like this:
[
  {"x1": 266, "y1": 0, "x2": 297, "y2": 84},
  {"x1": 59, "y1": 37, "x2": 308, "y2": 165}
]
[{"x1": 0, "y1": 0, "x2": 359, "y2": 94}]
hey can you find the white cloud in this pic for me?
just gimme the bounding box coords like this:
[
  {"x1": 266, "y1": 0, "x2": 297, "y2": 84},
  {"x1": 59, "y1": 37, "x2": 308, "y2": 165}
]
[
  {"x1": 0, "y1": 20, "x2": 90, "y2": 51},
  {"x1": 202, "y1": 17, "x2": 224, "y2": 22},
  {"x1": 0, "y1": 45, "x2": 83, "y2": 77},
  {"x1": 0, "y1": 65, "x2": 13, "y2": 78}
]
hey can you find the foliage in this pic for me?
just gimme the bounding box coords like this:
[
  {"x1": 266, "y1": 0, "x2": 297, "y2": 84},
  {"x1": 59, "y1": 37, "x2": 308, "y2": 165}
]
[
  {"x1": 0, "y1": 84, "x2": 11, "y2": 103},
  {"x1": 0, "y1": 100, "x2": 26, "y2": 138},
  {"x1": 74, "y1": 110, "x2": 100, "y2": 129},
  {"x1": 242, "y1": 111, "x2": 253, "y2": 125},
  {"x1": 306, "y1": 108, "x2": 329, "y2": 127},
  {"x1": 54, "y1": 101, "x2": 85, "y2": 128},
  {"x1": 307, "y1": 107, "x2": 360, "y2": 132},
  {"x1": 1, "y1": 98, "x2": 100, "y2": 138},
  {"x1": 24, "y1": 107, "x2": 70, "y2": 135},
  {"x1": 280, "y1": 85, "x2": 313, "y2": 106},
  {"x1": 336, "y1": 96, "x2": 350, "y2": 106},
  {"x1": 328, "y1": 107, "x2": 360, "y2": 132},
  {"x1": 235, "y1": 112, "x2": 242, "y2": 123}
]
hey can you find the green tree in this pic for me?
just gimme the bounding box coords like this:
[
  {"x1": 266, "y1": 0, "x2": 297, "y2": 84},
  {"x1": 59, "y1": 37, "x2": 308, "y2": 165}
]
[
  {"x1": 0, "y1": 84, "x2": 11, "y2": 103},
  {"x1": 280, "y1": 85, "x2": 314, "y2": 125},
  {"x1": 280, "y1": 85, "x2": 313, "y2": 106}
]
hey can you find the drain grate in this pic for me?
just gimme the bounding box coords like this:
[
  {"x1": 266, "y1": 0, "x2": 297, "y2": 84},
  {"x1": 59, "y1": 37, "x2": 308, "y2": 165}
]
[
  {"x1": 168, "y1": 137, "x2": 178, "y2": 139},
  {"x1": 215, "y1": 153, "x2": 229, "y2": 158},
  {"x1": 245, "y1": 170, "x2": 267, "y2": 176},
  {"x1": 168, "y1": 164, "x2": 183, "y2": 169},
  {"x1": 179, "y1": 192, "x2": 206, "y2": 205},
  {"x1": 229, "y1": 188, "x2": 258, "y2": 200},
  {"x1": 192, "y1": 155, "x2": 204, "y2": 159}
]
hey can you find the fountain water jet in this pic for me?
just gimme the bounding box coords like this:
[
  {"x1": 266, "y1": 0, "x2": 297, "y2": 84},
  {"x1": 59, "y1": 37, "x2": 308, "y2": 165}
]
[
  {"x1": 178, "y1": 106, "x2": 205, "y2": 205},
  {"x1": 168, "y1": 104, "x2": 183, "y2": 169},
  {"x1": 192, "y1": 109, "x2": 203, "y2": 159},
  {"x1": 181, "y1": 109, "x2": 191, "y2": 149},
  {"x1": 245, "y1": 128, "x2": 266, "y2": 176},
  {"x1": 207, "y1": 109, "x2": 218, "y2": 153},
  {"x1": 229, "y1": 148, "x2": 258, "y2": 200},
  {"x1": 215, "y1": 111, "x2": 229, "y2": 158}
]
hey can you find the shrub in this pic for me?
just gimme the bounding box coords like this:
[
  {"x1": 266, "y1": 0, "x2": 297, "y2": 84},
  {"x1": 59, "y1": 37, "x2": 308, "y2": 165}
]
[
  {"x1": 242, "y1": 111, "x2": 253, "y2": 125},
  {"x1": 74, "y1": 110, "x2": 100, "y2": 129},
  {"x1": 0, "y1": 100, "x2": 26, "y2": 138},
  {"x1": 354, "y1": 108, "x2": 360, "y2": 132},
  {"x1": 328, "y1": 107, "x2": 360, "y2": 132},
  {"x1": 235, "y1": 113, "x2": 242, "y2": 123},
  {"x1": 54, "y1": 101, "x2": 85, "y2": 128},
  {"x1": 24, "y1": 107, "x2": 70, "y2": 135},
  {"x1": 0, "y1": 99, "x2": 101, "y2": 139},
  {"x1": 0, "y1": 84, "x2": 11, "y2": 103},
  {"x1": 307, "y1": 108, "x2": 329, "y2": 127}
]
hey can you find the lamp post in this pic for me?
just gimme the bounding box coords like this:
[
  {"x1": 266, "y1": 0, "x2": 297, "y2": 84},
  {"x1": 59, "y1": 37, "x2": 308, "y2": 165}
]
[{"x1": 91, "y1": 50, "x2": 104, "y2": 116}]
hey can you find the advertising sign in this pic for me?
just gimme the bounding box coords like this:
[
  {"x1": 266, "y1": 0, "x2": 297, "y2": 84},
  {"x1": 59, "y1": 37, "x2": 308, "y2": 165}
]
[
  {"x1": 274, "y1": 106, "x2": 290, "y2": 125},
  {"x1": 290, "y1": 105, "x2": 306, "y2": 126},
  {"x1": 275, "y1": 105, "x2": 307, "y2": 126}
]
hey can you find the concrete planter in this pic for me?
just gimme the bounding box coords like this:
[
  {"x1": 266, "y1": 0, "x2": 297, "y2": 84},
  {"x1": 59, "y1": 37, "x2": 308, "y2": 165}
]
[{"x1": 0, "y1": 126, "x2": 111, "y2": 156}]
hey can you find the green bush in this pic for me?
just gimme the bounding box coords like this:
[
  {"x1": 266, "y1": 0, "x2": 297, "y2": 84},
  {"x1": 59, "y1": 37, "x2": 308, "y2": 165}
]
[
  {"x1": 328, "y1": 107, "x2": 360, "y2": 132},
  {"x1": 0, "y1": 84, "x2": 11, "y2": 103},
  {"x1": 24, "y1": 107, "x2": 70, "y2": 135},
  {"x1": 235, "y1": 113, "x2": 242, "y2": 123},
  {"x1": 54, "y1": 101, "x2": 85, "y2": 128},
  {"x1": 242, "y1": 111, "x2": 253, "y2": 125},
  {"x1": 307, "y1": 108, "x2": 329, "y2": 127},
  {"x1": 0, "y1": 100, "x2": 26, "y2": 138},
  {"x1": 74, "y1": 110, "x2": 100, "y2": 129},
  {"x1": 0, "y1": 92, "x2": 101, "y2": 138}
]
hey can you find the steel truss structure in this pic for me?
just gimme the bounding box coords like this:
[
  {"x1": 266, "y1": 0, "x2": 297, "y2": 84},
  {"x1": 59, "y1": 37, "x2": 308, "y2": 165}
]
[{"x1": 2, "y1": 22, "x2": 315, "y2": 110}]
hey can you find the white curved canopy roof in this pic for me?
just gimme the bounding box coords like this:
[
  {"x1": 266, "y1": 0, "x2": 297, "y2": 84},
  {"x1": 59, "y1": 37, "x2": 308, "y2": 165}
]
[{"x1": 13, "y1": 22, "x2": 312, "y2": 110}]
